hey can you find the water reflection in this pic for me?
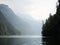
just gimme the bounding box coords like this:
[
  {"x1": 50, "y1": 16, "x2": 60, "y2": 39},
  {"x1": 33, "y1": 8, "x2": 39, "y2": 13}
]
[{"x1": 0, "y1": 37, "x2": 42, "y2": 45}]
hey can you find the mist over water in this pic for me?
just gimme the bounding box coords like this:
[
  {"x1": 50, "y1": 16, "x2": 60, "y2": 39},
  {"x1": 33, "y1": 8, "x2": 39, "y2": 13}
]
[
  {"x1": 13, "y1": 14, "x2": 43, "y2": 45},
  {"x1": 0, "y1": 0, "x2": 58, "y2": 45},
  {"x1": 0, "y1": 4, "x2": 43, "y2": 45},
  {"x1": 0, "y1": 4, "x2": 42, "y2": 35},
  {"x1": 16, "y1": 14, "x2": 42, "y2": 35}
]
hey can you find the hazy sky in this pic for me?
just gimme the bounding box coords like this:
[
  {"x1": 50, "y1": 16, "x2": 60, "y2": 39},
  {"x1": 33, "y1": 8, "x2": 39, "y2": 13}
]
[{"x1": 0, "y1": 0, "x2": 58, "y2": 20}]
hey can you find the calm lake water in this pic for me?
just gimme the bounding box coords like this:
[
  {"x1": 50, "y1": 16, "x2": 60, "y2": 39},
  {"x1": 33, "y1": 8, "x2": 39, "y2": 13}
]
[{"x1": 0, "y1": 36, "x2": 43, "y2": 45}]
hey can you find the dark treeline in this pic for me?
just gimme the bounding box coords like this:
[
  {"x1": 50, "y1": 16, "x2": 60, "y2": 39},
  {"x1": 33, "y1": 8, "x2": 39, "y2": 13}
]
[{"x1": 42, "y1": 0, "x2": 60, "y2": 45}]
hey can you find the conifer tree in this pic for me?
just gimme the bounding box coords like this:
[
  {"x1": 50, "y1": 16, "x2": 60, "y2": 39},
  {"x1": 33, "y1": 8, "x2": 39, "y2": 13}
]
[{"x1": 42, "y1": 0, "x2": 60, "y2": 45}]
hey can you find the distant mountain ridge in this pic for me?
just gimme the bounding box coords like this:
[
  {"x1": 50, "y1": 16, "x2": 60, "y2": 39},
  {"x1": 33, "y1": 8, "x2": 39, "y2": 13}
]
[{"x1": 0, "y1": 4, "x2": 42, "y2": 35}]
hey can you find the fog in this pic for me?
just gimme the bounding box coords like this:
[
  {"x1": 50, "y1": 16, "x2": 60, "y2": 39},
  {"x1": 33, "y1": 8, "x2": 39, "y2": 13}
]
[
  {"x1": 0, "y1": 0, "x2": 58, "y2": 45},
  {"x1": 0, "y1": 4, "x2": 43, "y2": 45},
  {"x1": 0, "y1": 4, "x2": 42, "y2": 35},
  {"x1": 16, "y1": 14, "x2": 43, "y2": 35}
]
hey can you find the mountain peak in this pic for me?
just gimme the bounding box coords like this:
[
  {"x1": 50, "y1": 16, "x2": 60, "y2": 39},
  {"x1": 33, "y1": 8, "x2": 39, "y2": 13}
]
[{"x1": 0, "y1": 4, "x2": 8, "y2": 8}]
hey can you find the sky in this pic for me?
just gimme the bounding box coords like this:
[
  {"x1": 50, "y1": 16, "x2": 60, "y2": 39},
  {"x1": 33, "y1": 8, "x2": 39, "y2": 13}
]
[{"x1": 0, "y1": 0, "x2": 58, "y2": 20}]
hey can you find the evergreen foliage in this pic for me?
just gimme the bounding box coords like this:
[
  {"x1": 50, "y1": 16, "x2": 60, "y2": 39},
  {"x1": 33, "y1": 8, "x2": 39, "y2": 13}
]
[{"x1": 42, "y1": 0, "x2": 60, "y2": 45}]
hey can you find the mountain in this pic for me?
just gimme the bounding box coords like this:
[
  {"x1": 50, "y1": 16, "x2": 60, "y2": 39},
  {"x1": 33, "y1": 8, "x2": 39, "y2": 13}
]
[
  {"x1": 0, "y1": 4, "x2": 21, "y2": 35},
  {"x1": 0, "y1": 4, "x2": 42, "y2": 35},
  {"x1": 16, "y1": 14, "x2": 43, "y2": 35}
]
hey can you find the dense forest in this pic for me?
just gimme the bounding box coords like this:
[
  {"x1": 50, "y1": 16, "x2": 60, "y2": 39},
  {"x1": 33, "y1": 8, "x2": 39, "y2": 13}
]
[{"x1": 42, "y1": 0, "x2": 60, "y2": 45}]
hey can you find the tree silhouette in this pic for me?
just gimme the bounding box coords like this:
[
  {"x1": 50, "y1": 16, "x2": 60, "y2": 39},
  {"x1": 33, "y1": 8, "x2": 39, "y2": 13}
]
[{"x1": 42, "y1": 0, "x2": 60, "y2": 45}]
